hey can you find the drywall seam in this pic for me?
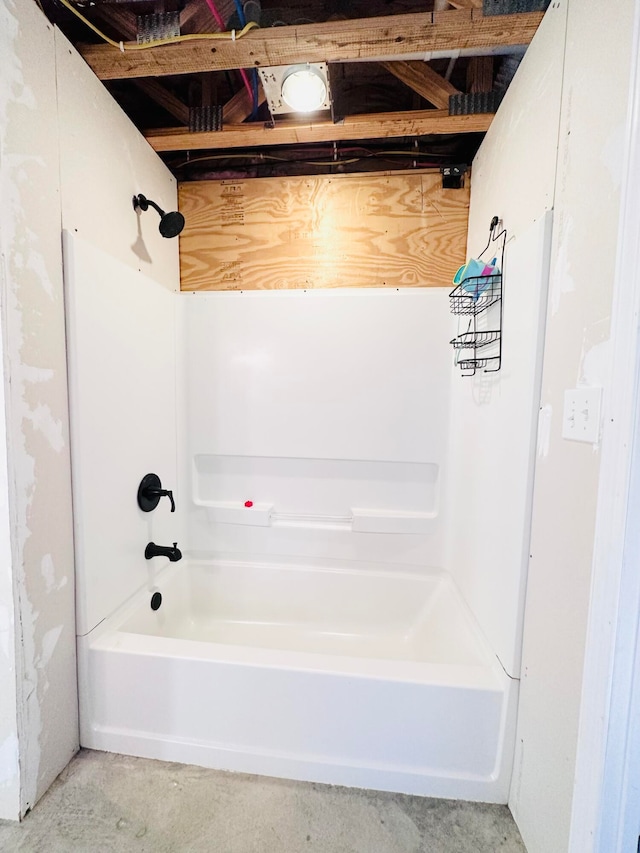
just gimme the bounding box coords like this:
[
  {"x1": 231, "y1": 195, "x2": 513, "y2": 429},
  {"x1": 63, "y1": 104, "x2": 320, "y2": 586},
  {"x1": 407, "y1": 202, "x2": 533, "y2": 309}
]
[
  {"x1": 537, "y1": 404, "x2": 552, "y2": 458},
  {"x1": 549, "y1": 212, "x2": 576, "y2": 316}
]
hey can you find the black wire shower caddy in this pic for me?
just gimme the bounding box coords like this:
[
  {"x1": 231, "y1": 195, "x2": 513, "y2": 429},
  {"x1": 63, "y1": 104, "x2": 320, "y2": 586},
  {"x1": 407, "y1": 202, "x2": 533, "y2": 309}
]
[{"x1": 449, "y1": 216, "x2": 507, "y2": 376}]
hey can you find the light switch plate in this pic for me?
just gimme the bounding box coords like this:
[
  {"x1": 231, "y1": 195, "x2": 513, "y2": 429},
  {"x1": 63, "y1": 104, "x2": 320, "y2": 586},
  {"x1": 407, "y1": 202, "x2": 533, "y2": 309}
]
[{"x1": 562, "y1": 388, "x2": 603, "y2": 443}]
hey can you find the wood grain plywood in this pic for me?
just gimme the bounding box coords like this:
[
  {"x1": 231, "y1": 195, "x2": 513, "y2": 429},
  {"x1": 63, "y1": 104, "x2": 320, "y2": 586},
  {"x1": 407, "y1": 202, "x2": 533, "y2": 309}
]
[{"x1": 179, "y1": 171, "x2": 469, "y2": 290}]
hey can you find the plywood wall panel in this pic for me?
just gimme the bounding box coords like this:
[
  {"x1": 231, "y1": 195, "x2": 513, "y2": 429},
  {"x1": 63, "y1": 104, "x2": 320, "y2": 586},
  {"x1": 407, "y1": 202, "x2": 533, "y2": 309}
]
[{"x1": 178, "y1": 171, "x2": 469, "y2": 290}]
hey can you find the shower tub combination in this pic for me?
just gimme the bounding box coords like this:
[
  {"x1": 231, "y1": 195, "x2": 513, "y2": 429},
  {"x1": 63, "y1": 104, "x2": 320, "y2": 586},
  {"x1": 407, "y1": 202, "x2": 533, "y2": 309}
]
[
  {"x1": 79, "y1": 558, "x2": 517, "y2": 802},
  {"x1": 66, "y1": 244, "x2": 517, "y2": 802}
]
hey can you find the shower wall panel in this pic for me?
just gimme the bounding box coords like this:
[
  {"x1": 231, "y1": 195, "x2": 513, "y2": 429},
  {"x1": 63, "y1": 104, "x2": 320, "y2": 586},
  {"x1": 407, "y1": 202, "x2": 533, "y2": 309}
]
[
  {"x1": 178, "y1": 289, "x2": 452, "y2": 568},
  {"x1": 446, "y1": 1, "x2": 566, "y2": 681},
  {"x1": 64, "y1": 234, "x2": 179, "y2": 636}
]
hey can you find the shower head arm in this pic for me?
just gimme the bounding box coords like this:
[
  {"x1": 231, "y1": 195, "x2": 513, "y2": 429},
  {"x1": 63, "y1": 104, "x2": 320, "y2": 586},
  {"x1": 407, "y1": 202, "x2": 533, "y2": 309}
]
[{"x1": 133, "y1": 193, "x2": 165, "y2": 218}]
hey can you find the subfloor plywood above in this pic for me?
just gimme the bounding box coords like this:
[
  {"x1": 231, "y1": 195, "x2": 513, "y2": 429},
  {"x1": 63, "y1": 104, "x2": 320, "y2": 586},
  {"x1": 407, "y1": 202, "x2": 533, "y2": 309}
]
[{"x1": 178, "y1": 171, "x2": 469, "y2": 291}]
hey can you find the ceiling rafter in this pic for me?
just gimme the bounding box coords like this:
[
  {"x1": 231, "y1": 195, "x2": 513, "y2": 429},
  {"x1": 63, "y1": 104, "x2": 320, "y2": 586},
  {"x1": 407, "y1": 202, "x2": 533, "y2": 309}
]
[
  {"x1": 92, "y1": 6, "x2": 138, "y2": 42},
  {"x1": 180, "y1": 1, "x2": 219, "y2": 36},
  {"x1": 144, "y1": 109, "x2": 493, "y2": 152},
  {"x1": 223, "y1": 81, "x2": 267, "y2": 124},
  {"x1": 78, "y1": 10, "x2": 544, "y2": 81},
  {"x1": 380, "y1": 61, "x2": 460, "y2": 109},
  {"x1": 133, "y1": 79, "x2": 191, "y2": 125},
  {"x1": 467, "y1": 55, "x2": 494, "y2": 92},
  {"x1": 447, "y1": 0, "x2": 483, "y2": 9}
]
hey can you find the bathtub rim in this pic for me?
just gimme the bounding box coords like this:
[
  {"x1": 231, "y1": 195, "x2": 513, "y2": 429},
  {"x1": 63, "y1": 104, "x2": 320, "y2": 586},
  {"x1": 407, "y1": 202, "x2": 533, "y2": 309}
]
[{"x1": 80, "y1": 556, "x2": 509, "y2": 690}]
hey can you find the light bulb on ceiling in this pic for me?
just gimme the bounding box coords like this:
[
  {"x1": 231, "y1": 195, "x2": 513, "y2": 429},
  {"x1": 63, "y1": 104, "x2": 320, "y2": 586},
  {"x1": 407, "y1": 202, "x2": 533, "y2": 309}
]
[{"x1": 281, "y1": 65, "x2": 327, "y2": 113}]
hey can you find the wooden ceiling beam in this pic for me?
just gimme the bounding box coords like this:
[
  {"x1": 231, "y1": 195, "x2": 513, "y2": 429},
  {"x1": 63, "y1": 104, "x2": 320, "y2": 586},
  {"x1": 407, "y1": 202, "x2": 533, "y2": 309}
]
[
  {"x1": 448, "y1": 0, "x2": 483, "y2": 9},
  {"x1": 92, "y1": 6, "x2": 138, "y2": 42},
  {"x1": 144, "y1": 109, "x2": 493, "y2": 152},
  {"x1": 180, "y1": 0, "x2": 218, "y2": 35},
  {"x1": 223, "y1": 80, "x2": 267, "y2": 124},
  {"x1": 380, "y1": 61, "x2": 460, "y2": 109},
  {"x1": 78, "y1": 10, "x2": 544, "y2": 81},
  {"x1": 467, "y1": 56, "x2": 494, "y2": 92},
  {"x1": 133, "y1": 79, "x2": 191, "y2": 125}
]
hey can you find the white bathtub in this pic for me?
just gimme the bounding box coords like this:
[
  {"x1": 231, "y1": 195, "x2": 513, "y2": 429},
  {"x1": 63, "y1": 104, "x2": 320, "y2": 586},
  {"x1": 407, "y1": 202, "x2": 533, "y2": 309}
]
[{"x1": 78, "y1": 559, "x2": 517, "y2": 801}]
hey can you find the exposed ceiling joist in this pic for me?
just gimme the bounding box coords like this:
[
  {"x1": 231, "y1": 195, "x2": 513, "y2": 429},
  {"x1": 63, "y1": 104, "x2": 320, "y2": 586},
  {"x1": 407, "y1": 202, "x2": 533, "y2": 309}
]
[
  {"x1": 92, "y1": 6, "x2": 138, "y2": 42},
  {"x1": 180, "y1": 1, "x2": 217, "y2": 35},
  {"x1": 223, "y1": 81, "x2": 267, "y2": 124},
  {"x1": 467, "y1": 55, "x2": 494, "y2": 92},
  {"x1": 144, "y1": 109, "x2": 493, "y2": 152},
  {"x1": 448, "y1": 0, "x2": 484, "y2": 9},
  {"x1": 380, "y1": 61, "x2": 460, "y2": 109},
  {"x1": 78, "y1": 10, "x2": 544, "y2": 81},
  {"x1": 133, "y1": 79, "x2": 191, "y2": 124}
]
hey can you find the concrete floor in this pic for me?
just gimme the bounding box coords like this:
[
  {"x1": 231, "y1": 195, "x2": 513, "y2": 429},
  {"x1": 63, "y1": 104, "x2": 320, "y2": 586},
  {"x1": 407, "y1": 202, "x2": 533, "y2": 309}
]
[{"x1": 0, "y1": 750, "x2": 526, "y2": 853}]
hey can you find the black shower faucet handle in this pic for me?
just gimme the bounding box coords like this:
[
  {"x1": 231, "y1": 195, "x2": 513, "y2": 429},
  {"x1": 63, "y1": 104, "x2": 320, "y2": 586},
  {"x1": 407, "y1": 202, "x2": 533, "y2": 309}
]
[
  {"x1": 137, "y1": 473, "x2": 176, "y2": 513},
  {"x1": 146, "y1": 486, "x2": 175, "y2": 513}
]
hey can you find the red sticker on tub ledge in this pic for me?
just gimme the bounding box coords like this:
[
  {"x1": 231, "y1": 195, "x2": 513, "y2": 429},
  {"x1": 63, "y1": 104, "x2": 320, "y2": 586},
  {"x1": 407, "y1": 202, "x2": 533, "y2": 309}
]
[{"x1": 244, "y1": 500, "x2": 253, "y2": 508}]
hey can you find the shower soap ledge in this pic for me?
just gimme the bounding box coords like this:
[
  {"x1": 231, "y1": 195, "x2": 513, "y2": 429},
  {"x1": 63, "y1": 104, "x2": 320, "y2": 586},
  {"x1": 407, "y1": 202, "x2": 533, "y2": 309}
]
[
  {"x1": 351, "y1": 508, "x2": 436, "y2": 535},
  {"x1": 194, "y1": 500, "x2": 274, "y2": 526},
  {"x1": 193, "y1": 500, "x2": 435, "y2": 533}
]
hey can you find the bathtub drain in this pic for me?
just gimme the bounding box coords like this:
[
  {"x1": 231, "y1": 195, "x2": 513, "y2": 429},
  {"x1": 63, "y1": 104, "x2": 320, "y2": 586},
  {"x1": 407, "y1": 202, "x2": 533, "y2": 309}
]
[{"x1": 150, "y1": 592, "x2": 162, "y2": 611}]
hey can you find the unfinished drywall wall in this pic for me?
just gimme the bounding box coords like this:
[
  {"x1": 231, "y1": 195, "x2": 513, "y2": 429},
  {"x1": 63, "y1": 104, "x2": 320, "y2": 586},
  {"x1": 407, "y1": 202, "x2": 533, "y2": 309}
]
[
  {"x1": 0, "y1": 3, "x2": 21, "y2": 822},
  {"x1": 55, "y1": 30, "x2": 179, "y2": 293},
  {"x1": 0, "y1": 0, "x2": 180, "y2": 819},
  {"x1": 0, "y1": 0, "x2": 78, "y2": 818},
  {"x1": 446, "y1": 1, "x2": 566, "y2": 679},
  {"x1": 509, "y1": 1, "x2": 636, "y2": 851}
]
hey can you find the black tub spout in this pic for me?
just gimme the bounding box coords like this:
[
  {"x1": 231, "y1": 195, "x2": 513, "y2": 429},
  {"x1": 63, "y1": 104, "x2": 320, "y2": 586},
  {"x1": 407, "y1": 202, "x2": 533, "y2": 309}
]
[{"x1": 145, "y1": 542, "x2": 182, "y2": 562}]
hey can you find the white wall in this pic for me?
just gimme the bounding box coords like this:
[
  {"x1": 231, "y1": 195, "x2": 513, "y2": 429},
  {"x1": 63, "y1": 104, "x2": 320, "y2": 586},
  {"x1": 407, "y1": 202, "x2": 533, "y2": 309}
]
[
  {"x1": 55, "y1": 32, "x2": 179, "y2": 292},
  {"x1": 0, "y1": 0, "x2": 77, "y2": 818},
  {"x1": 179, "y1": 290, "x2": 451, "y2": 569},
  {"x1": 510, "y1": 1, "x2": 636, "y2": 851},
  {"x1": 65, "y1": 234, "x2": 178, "y2": 636},
  {"x1": 446, "y1": 2, "x2": 567, "y2": 679}
]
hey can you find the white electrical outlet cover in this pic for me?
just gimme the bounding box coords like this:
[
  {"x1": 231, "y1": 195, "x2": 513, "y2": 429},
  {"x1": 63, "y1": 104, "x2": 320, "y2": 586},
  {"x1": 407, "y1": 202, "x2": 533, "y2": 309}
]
[{"x1": 562, "y1": 388, "x2": 603, "y2": 443}]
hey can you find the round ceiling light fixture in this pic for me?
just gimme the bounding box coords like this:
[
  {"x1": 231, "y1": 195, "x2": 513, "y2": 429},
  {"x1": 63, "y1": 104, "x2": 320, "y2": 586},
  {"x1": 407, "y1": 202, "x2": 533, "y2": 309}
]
[{"x1": 281, "y1": 64, "x2": 327, "y2": 113}]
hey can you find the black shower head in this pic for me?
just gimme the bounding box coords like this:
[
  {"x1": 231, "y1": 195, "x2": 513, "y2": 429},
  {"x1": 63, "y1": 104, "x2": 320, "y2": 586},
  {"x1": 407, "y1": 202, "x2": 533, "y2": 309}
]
[
  {"x1": 133, "y1": 193, "x2": 185, "y2": 239},
  {"x1": 159, "y1": 209, "x2": 186, "y2": 239}
]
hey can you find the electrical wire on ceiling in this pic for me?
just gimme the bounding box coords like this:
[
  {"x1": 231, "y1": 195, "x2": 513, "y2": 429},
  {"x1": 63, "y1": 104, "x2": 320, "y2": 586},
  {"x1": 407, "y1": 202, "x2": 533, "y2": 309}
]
[
  {"x1": 57, "y1": 0, "x2": 258, "y2": 51},
  {"x1": 202, "y1": 0, "x2": 254, "y2": 106},
  {"x1": 169, "y1": 147, "x2": 447, "y2": 171},
  {"x1": 227, "y1": 0, "x2": 260, "y2": 117}
]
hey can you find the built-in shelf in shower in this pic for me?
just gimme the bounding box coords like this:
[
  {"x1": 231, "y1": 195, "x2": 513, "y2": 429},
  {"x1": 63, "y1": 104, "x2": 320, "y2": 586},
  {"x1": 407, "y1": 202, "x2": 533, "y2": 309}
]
[{"x1": 192, "y1": 453, "x2": 439, "y2": 534}]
